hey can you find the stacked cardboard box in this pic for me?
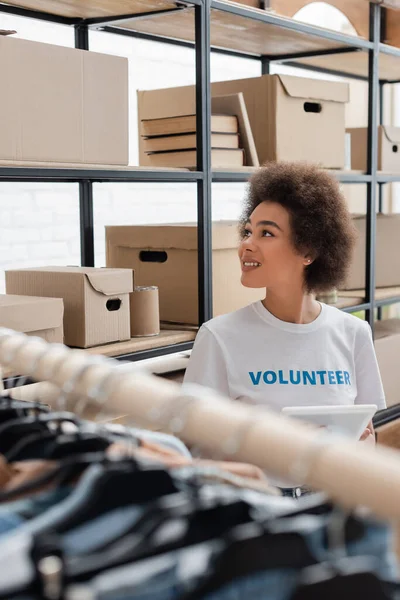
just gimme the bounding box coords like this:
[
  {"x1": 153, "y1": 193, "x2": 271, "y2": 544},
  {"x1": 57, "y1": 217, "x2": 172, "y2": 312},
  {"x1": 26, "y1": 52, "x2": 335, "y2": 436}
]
[
  {"x1": 375, "y1": 319, "x2": 400, "y2": 408},
  {"x1": 0, "y1": 35, "x2": 128, "y2": 166},
  {"x1": 342, "y1": 214, "x2": 400, "y2": 290},
  {"x1": 141, "y1": 113, "x2": 244, "y2": 168},
  {"x1": 347, "y1": 126, "x2": 400, "y2": 173},
  {"x1": 0, "y1": 295, "x2": 64, "y2": 344}
]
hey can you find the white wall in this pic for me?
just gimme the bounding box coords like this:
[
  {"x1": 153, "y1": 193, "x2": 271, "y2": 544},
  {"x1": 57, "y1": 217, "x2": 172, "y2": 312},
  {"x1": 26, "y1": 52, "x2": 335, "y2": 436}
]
[{"x1": 0, "y1": 5, "x2": 394, "y2": 291}]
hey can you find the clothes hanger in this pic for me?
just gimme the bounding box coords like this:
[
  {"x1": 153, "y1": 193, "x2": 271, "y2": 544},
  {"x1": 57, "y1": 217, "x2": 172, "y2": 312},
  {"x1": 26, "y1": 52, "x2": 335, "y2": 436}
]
[
  {"x1": 67, "y1": 491, "x2": 256, "y2": 582},
  {"x1": 0, "y1": 411, "x2": 83, "y2": 455},
  {"x1": 6, "y1": 428, "x2": 113, "y2": 462},
  {"x1": 2, "y1": 356, "x2": 118, "y2": 462},
  {"x1": 289, "y1": 509, "x2": 394, "y2": 600},
  {"x1": 62, "y1": 404, "x2": 333, "y2": 581}
]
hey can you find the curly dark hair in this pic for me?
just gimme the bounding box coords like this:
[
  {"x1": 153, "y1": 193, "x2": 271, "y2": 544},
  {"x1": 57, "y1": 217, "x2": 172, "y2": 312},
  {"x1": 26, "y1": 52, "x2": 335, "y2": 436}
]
[{"x1": 240, "y1": 162, "x2": 357, "y2": 293}]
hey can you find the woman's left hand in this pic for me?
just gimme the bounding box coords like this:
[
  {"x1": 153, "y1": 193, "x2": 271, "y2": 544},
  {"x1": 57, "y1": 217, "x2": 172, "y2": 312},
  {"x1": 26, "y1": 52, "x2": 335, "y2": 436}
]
[{"x1": 359, "y1": 421, "x2": 376, "y2": 446}]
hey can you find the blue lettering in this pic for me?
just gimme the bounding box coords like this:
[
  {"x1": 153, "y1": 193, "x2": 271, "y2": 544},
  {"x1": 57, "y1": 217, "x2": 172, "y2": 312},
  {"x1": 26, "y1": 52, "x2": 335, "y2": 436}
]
[
  {"x1": 263, "y1": 371, "x2": 277, "y2": 385},
  {"x1": 344, "y1": 371, "x2": 351, "y2": 385},
  {"x1": 328, "y1": 371, "x2": 336, "y2": 385},
  {"x1": 336, "y1": 371, "x2": 344, "y2": 385},
  {"x1": 289, "y1": 370, "x2": 301, "y2": 385},
  {"x1": 316, "y1": 371, "x2": 327, "y2": 385},
  {"x1": 249, "y1": 371, "x2": 262, "y2": 386},
  {"x1": 303, "y1": 371, "x2": 316, "y2": 386},
  {"x1": 278, "y1": 370, "x2": 289, "y2": 385}
]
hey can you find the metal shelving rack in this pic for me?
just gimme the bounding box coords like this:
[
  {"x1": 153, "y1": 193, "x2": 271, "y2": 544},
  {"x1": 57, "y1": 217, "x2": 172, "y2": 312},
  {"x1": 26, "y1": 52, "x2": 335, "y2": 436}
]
[{"x1": 0, "y1": 0, "x2": 398, "y2": 360}]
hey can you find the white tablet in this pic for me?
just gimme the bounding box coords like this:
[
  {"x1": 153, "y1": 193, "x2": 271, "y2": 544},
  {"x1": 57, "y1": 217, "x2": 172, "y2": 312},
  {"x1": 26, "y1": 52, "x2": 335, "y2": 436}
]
[{"x1": 281, "y1": 404, "x2": 377, "y2": 440}]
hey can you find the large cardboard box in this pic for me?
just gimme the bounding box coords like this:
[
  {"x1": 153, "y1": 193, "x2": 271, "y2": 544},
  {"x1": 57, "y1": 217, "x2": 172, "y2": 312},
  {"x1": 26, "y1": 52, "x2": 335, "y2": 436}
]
[
  {"x1": 375, "y1": 319, "x2": 400, "y2": 408},
  {"x1": 138, "y1": 74, "x2": 349, "y2": 169},
  {"x1": 5, "y1": 267, "x2": 133, "y2": 348},
  {"x1": 343, "y1": 214, "x2": 400, "y2": 290},
  {"x1": 0, "y1": 294, "x2": 63, "y2": 344},
  {"x1": 347, "y1": 126, "x2": 400, "y2": 172},
  {"x1": 106, "y1": 223, "x2": 265, "y2": 325},
  {"x1": 0, "y1": 35, "x2": 128, "y2": 165}
]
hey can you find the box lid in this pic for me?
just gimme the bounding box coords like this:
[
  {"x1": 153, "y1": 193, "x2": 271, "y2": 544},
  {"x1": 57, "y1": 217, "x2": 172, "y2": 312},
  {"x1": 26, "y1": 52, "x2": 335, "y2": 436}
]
[
  {"x1": 278, "y1": 74, "x2": 349, "y2": 103},
  {"x1": 7, "y1": 266, "x2": 133, "y2": 296},
  {"x1": 106, "y1": 221, "x2": 241, "y2": 251},
  {"x1": 0, "y1": 294, "x2": 63, "y2": 333},
  {"x1": 85, "y1": 269, "x2": 133, "y2": 296},
  {"x1": 382, "y1": 126, "x2": 400, "y2": 144}
]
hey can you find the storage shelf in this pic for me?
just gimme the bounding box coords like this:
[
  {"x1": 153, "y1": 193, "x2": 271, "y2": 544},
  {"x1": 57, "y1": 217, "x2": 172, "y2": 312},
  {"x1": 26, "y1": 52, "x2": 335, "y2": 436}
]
[
  {"x1": 0, "y1": 0, "x2": 193, "y2": 21},
  {"x1": 4, "y1": 1, "x2": 400, "y2": 81},
  {"x1": 110, "y1": 4, "x2": 368, "y2": 61},
  {"x1": 85, "y1": 329, "x2": 197, "y2": 362},
  {"x1": 0, "y1": 164, "x2": 202, "y2": 182}
]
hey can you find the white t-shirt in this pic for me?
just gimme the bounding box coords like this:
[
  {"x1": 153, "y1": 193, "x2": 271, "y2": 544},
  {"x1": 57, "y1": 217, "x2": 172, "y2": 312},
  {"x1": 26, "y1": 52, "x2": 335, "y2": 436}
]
[{"x1": 184, "y1": 301, "x2": 386, "y2": 412}]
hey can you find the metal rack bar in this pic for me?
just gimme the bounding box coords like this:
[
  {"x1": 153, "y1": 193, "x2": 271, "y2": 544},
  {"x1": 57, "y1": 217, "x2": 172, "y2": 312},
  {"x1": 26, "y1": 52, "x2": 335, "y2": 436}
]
[
  {"x1": 261, "y1": 56, "x2": 270, "y2": 75},
  {"x1": 377, "y1": 296, "x2": 400, "y2": 308},
  {"x1": 378, "y1": 174, "x2": 400, "y2": 183},
  {"x1": 75, "y1": 21, "x2": 89, "y2": 49},
  {"x1": 74, "y1": 24, "x2": 95, "y2": 268},
  {"x1": 365, "y1": 3, "x2": 381, "y2": 333},
  {"x1": 212, "y1": 171, "x2": 373, "y2": 184},
  {"x1": 85, "y1": 7, "x2": 187, "y2": 28},
  {"x1": 342, "y1": 303, "x2": 371, "y2": 314},
  {"x1": 99, "y1": 25, "x2": 261, "y2": 61},
  {"x1": 79, "y1": 180, "x2": 95, "y2": 267},
  {"x1": 267, "y1": 46, "x2": 360, "y2": 63},
  {"x1": 114, "y1": 341, "x2": 194, "y2": 362},
  {"x1": 280, "y1": 61, "x2": 369, "y2": 83},
  {"x1": 195, "y1": 0, "x2": 212, "y2": 326},
  {"x1": 377, "y1": 81, "x2": 385, "y2": 321},
  {"x1": 0, "y1": 168, "x2": 203, "y2": 182}
]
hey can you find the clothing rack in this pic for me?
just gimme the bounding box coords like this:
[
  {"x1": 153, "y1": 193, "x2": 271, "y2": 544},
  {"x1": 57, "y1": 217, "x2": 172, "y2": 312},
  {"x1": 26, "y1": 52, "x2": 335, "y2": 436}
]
[{"x1": 0, "y1": 327, "x2": 399, "y2": 520}]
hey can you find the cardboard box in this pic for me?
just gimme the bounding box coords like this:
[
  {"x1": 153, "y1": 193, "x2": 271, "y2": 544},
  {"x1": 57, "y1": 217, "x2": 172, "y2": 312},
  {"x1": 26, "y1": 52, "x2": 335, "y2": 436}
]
[
  {"x1": 343, "y1": 214, "x2": 400, "y2": 290},
  {"x1": 106, "y1": 222, "x2": 265, "y2": 325},
  {"x1": 375, "y1": 319, "x2": 400, "y2": 408},
  {"x1": 5, "y1": 267, "x2": 133, "y2": 348},
  {"x1": 0, "y1": 35, "x2": 128, "y2": 165},
  {"x1": 0, "y1": 294, "x2": 63, "y2": 344},
  {"x1": 138, "y1": 74, "x2": 349, "y2": 169},
  {"x1": 347, "y1": 126, "x2": 400, "y2": 172}
]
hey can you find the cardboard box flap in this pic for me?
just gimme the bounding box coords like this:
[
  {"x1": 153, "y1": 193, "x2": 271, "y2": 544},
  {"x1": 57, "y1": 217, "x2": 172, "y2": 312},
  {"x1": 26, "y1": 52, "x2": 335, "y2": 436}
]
[
  {"x1": 278, "y1": 75, "x2": 349, "y2": 104},
  {"x1": 375, "y1": 318, "x2": 400, "y2": 340},
  {"x1": 382, "y1": 126, "x2": 400, "y2": 144},
  {"x1": 85, "y1": 270, "x2": 133, "y2": 296},
  {"x1": 107, "y1": 221, "x2": 241, "y2": 251},
  {"x1": 0, "y1": 295, "x2": 63, "y2": 333}
]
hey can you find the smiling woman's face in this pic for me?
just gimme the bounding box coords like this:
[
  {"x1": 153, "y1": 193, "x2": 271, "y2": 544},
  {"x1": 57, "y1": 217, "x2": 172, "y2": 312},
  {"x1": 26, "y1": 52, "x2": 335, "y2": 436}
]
[{"x1": 238, "y1": 201, "x2": 310, "y2": 291}]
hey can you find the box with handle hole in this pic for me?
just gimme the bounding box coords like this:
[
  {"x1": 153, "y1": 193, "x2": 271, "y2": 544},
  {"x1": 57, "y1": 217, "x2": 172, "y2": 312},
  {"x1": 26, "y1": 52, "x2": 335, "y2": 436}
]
[
  {"x1": 347, "y1": 126, "x2": 400, "y2": 173},
  {"x1": 5, "y1": 266, "x2": 133, "y2": 348},
  {"x1": 138, "y1": 74, "x2": 349, "y2": 169},
  {"x1": 106, "y1": 222, "x2": 264, "y2": 325}
]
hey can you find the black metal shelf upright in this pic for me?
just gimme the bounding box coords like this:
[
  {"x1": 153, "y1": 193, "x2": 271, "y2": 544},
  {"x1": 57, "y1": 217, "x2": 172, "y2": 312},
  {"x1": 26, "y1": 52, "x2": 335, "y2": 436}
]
[{"x1": 0, "y1": 0, "x2": 397, "y2": 359}]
